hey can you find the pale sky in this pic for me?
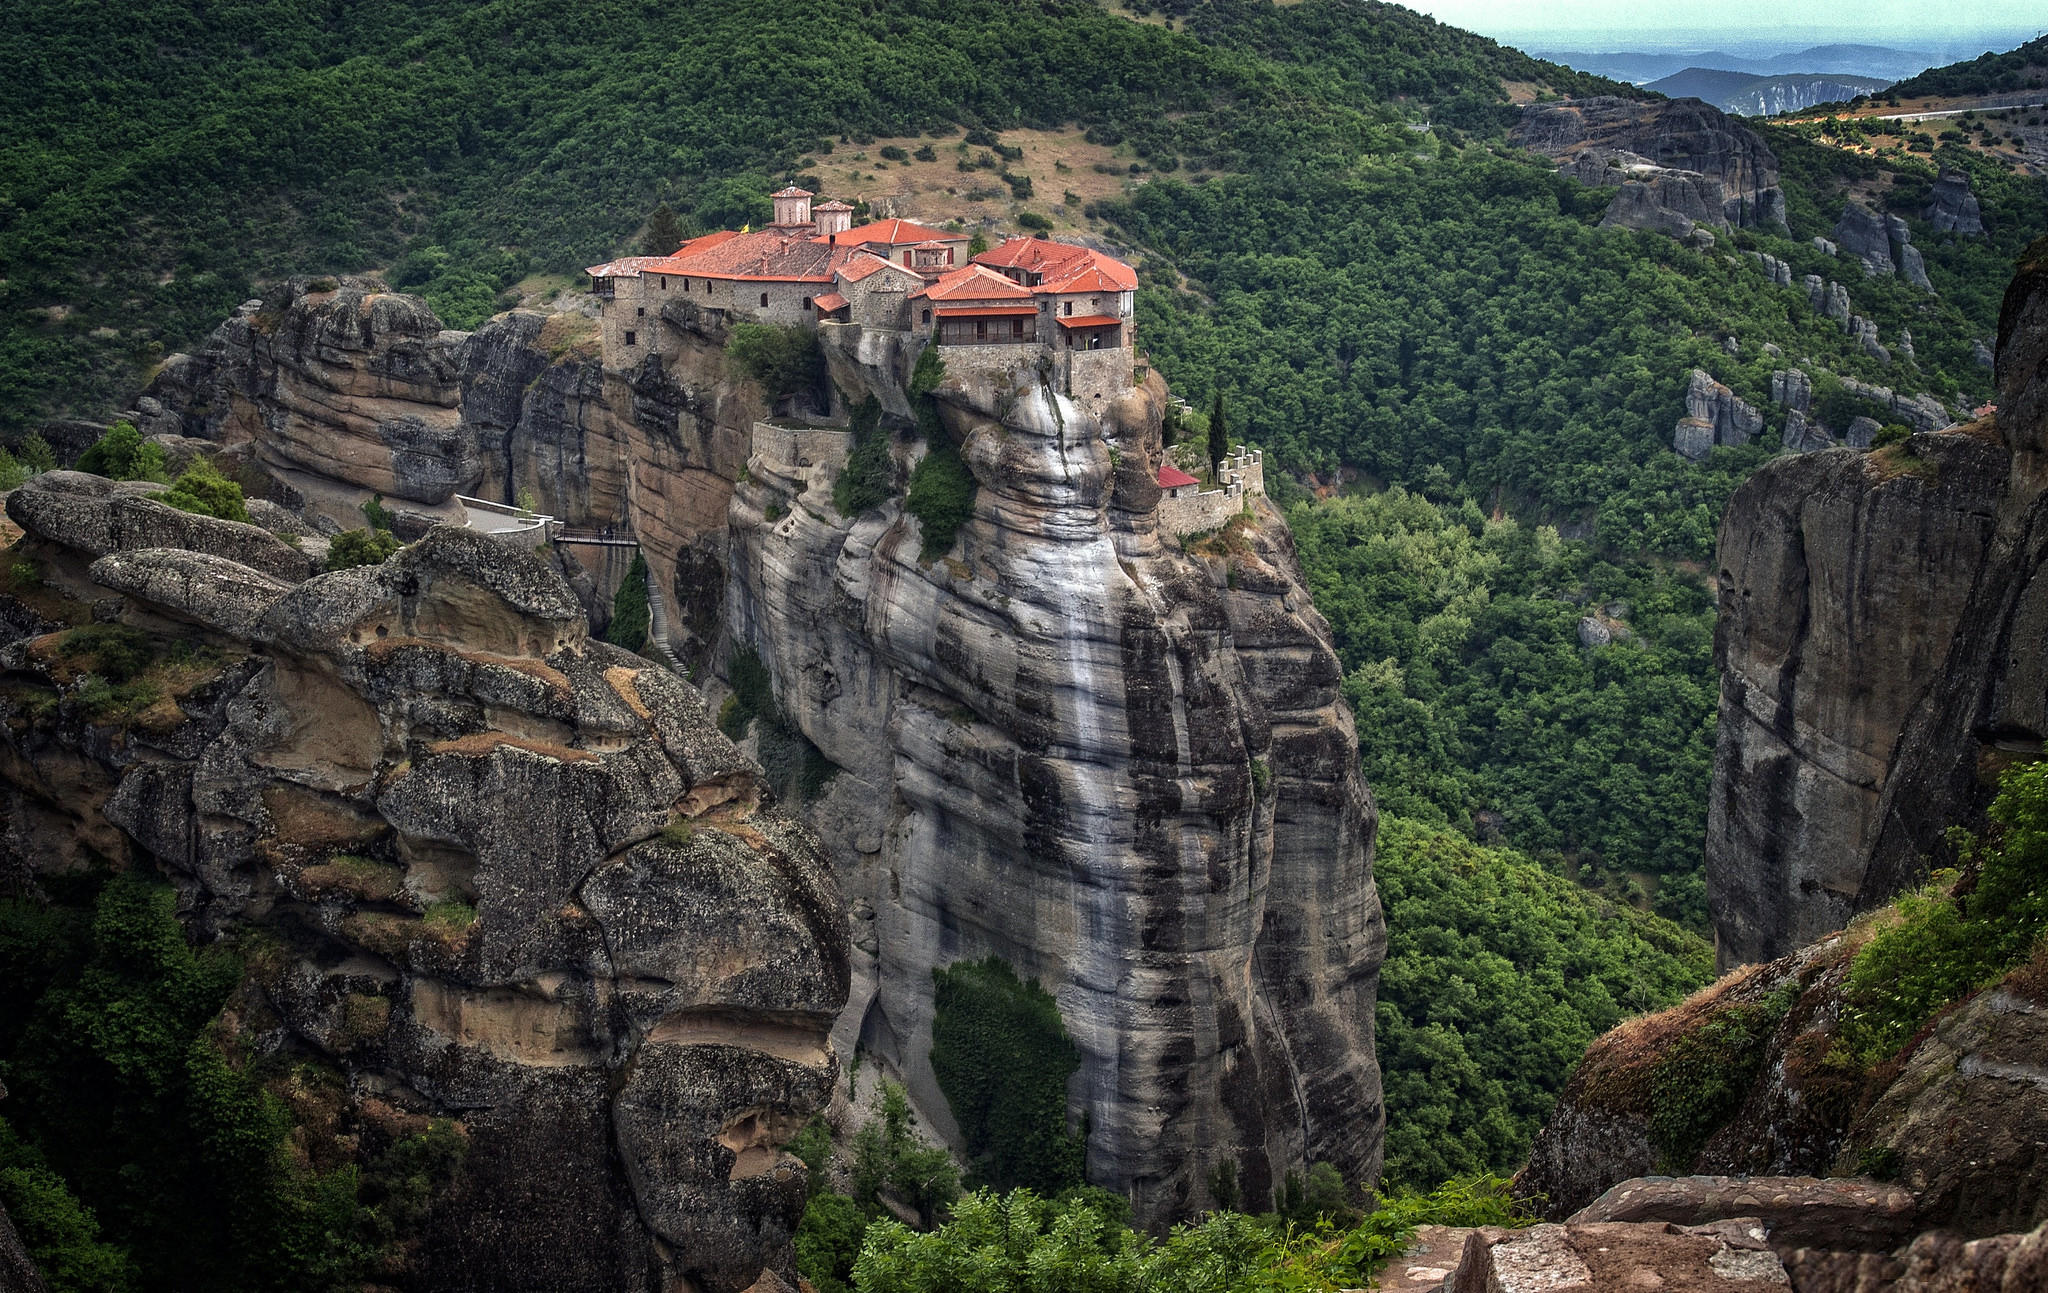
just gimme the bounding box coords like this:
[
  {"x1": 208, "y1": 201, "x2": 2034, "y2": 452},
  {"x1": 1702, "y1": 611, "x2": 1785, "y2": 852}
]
[{"x1": 1399, "y1": 0, "x2": 2046, "y2": 42}]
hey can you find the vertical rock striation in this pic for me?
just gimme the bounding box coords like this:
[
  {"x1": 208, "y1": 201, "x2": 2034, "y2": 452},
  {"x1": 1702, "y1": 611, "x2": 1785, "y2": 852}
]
[
  {"x1": 724, "y1": 344, "x2": 1384, "y2": 1223},
  {"x1": 1706, "y1": 238, "x2": 2048, "y2": 965}
]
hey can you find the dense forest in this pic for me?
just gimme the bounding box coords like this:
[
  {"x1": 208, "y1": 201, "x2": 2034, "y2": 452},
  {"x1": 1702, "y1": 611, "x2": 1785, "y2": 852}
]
[{"x1": 4, "y1": 1, "x2": 2045, "y2": 1283}]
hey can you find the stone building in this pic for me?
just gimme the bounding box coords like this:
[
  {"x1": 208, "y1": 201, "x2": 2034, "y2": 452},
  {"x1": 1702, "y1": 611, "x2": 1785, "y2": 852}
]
[
  {"x1": 585, "y1": 186, "x2": 1139, "y2": 401},
  {"x1": 1156, "y1": 447, "x2": 1267, "y2": 539}
]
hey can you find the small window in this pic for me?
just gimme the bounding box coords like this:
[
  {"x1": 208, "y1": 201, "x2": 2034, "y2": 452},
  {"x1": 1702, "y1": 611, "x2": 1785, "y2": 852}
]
[
  {"x1": 1063, "y1": 301, "x2": 1073, "y2": 316},
  {"x1": 683, "y1": 278, "x2": 691, "y2": 292},
  {"x1": 976, "y1": 319, "x2": 987, "y2": 340},
  {"x1": 922, "y1": 308, "x2": 931, "y2": 325},
  {"x1": 1012, "y1": 317, "x2": 1024, "y2": 338},
  {"x1": 658, "y1": 277, "x2": 667, "y2": 291},
  {"x1": 624, "y1": 330, "x2": 637, "y2": 347},
  {"x1": 802, "y1": 297, "x2": 812, "y2": 311},
  {"x1": 636, "y1": 306, "x2": 645, "y2": 317},
  {"x1": 760, "y1": 292, "x2": 769, "y2": 307}
]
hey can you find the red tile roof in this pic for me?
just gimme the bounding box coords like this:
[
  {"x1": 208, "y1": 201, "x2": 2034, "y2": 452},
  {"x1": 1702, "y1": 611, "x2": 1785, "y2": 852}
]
[
  {"x1": 840, "y1": 218, "x2": 964, "y2": 247},
  {"x1": 911, "y1": 264, "x2": 1034, "y2": 302},
  {"x1": 972, "y1": 237, "x2": 1137, "y2": 293},
  {"x1": 836, "y1": 253, "x2": 897, "y2": 283},
  {"x1": 644, "y1": 226, "x2": 856, "y2": 283},
  {"x1": 1158, "y1": 464, "x2": 1200, "y2": 489},
  {"x1": 772, "y1": 185, "x2": 815, "y2": 198},
  {"x1": 813, "y1": 292, "x2": 849, "y2": 313},
  {"x1": 1055, "y1": 314, "x2": 1122, "y2": 329},
  {"x1": 815, "y1": 200, "x2": 854, "y2": 212}
]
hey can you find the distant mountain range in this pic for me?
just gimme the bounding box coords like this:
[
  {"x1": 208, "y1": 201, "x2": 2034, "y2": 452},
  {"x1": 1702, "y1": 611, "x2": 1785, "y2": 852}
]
[
  {"x1": 1537, "y1": 43, "x2": 1937, "y2": 85},
  {"x1": 1645, "y1": 67, "x2": 1894, "y2": 115}
]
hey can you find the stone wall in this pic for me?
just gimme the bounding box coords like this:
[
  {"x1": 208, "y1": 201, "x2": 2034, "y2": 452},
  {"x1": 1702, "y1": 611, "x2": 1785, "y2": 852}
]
[
  {"x1": 750, "y1": 421, "x2": 852, "y2": 475},
  {"x1": 1062, "y1": 345, "x2": 1135, "y2": 406},
  {"x1": 1156, "y1": 448, "x2": 1266, "y2": 540}
]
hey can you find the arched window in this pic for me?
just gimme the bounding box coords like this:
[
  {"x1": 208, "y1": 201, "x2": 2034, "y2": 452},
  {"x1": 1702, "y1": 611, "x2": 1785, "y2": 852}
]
[
  {"x1": 921, "y1": 309, "x2": 931, "y2": 326},
  {"x1": 802, "y1": 297, "x2": 812, "y2": 311},
  {"x1": 683, "y1": 278, "x2": 691, "y2": 292},
  {"x1": 760, "y1": 292, "x2": 769, "y2": 307},
  {"x1": 658, "y1": 277, "x2": 667, "y2": 291}
]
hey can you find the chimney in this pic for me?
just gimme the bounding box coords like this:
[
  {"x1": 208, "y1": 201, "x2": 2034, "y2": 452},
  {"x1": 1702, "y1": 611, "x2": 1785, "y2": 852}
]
[
  {"x1": 814, "y1": 199, "x2": 854, "y2": 238},
  {"x1": 771, "y1": 185, "x2": 815, "y2": 228}
]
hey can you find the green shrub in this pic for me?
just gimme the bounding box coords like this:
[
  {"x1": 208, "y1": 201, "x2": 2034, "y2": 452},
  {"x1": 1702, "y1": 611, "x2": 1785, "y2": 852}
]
[
  {"x1": 832, "y1": 397, "x2": 892, "y2": 517},
  {"x1": 1870, "y1": 423, "x2": 1912, "y2": 450},
  {"x1": 1016, "y1": 210, "x2": 1053, "y2": 232},
  {"x1": 56, "y1": 624, "x2": 152, "y2": 683},
  {"x1": 1835, "y1": 761, "x2": 2048, "y2": 1065},
  {"x1": 794, "y1": 1190, "x2": 865, "y2": 1293},
  {"x1": 606, "y1": 553, "x2": 651, "y2": 651},
  {"x1": 73, "y1": 422, "x2": 165, "y2": 483},
  {"x1": 1646, "y1": 985, "x2": 1795, "y2": 1167},
  {"x1": 326, "y1": 528, "x2": 401, "y2": 571},
  {"x1": 904, "y1": 436, "x2": 976, "y2": 560},
  {"x1": 360, "y1": 493, "x2": 393, "y2": 532},
  {"x1": 726, "y1": 323, "x2": 824, "y2": 402},
  {"x1": 849, "y1": 1081, "x2": 959, "y2": 1227},
  {"x1": 930, "y1": 957, "x2": 1086, "y2": 1194},
  {"x1": 156, "y1": 459, "x2": 248, "y2": 522},
  {"x1": 0, "y1": 1120, "x2": 137, "y2": 1293}
]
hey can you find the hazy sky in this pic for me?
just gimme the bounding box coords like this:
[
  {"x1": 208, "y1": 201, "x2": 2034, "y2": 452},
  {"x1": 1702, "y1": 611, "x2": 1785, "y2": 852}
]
[{"x1": 1399, "y1": 0, "x2": 2046, "y2": 41}]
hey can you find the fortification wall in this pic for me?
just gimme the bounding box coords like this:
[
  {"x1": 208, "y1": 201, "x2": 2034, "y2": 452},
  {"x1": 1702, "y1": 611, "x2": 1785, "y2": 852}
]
[
  {"x1": 1063, "y1": 346, "x2": 1133, "y2": 406},
  {"x1": 1156, "y1": 448, "x2": 1265, "y2": 539},
  {"x1": 751, "y1": 421, "x2": 852, "y2": 474}
]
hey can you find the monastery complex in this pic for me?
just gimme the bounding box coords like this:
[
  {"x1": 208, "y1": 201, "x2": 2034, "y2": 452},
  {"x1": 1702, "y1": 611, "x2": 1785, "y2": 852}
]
[{"x1": 586, "y1": 185, "x2": 1262, "y2": 535}]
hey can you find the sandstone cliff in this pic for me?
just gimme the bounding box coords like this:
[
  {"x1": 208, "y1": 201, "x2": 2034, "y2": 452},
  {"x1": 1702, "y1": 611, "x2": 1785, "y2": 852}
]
[
  {"x1": 1706, "y1": 238, "x2": 2048, "y2": 966},
  {"x1": 0, "y1": 475, "x2": 847, "y2": 1292},
  {"x1": 139, "y1": 278, "x2": 1388, "y2": 1225},
  {"x1": 724, "y1": 333, "x2": 1386, "y2": 1223}
]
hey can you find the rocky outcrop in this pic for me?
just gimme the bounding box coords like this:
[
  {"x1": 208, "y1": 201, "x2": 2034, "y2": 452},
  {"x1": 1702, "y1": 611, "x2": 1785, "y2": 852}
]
[
  {"x1": 725, "y1": 337, "x2": 1384, "y2": 1223},
  {"x1": 0, "y1": 491, "x2": 847, "y2": 1292},
  {"x1": 1674, "y1": 369, "x2": 1763, "y2": 460},
  {"x1": 1448, "y1": 1219, "x2": 1789, "y2": 1291},
  {"x1": 1515, "y1": 96, "x2": 1788, "y2": 235},
  {"x1": 1706, "y1": 430, "x2": 2004, "y2": 966},
  {"x1": 1519, "y1": 929, "x2": 2048, "y2": 1242},
  {"x1": 1782, "y1": 410, "x2": 1836, "y2": 454},
  {"x1": 145, "y1": 278, "x2": 475, "y2": 527},
  {"x1": 1833, "y1": 204, "x2": 1933, "y2": 292},
  {"x1": 1770, "y1": 369, "x2": 1812, "y2": 413},
  {"x1": 1926, "y1": 169, "x2": 1987, "y2": 236},
  {"x1": 1706, "y1": 240, "x2": 2048, "y2": 965}
]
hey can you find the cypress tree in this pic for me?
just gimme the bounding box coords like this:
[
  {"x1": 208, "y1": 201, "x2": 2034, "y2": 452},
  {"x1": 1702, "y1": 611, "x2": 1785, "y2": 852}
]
[{"x1": 1207, "y1": 391, "x2": 1229, "y2": 476}]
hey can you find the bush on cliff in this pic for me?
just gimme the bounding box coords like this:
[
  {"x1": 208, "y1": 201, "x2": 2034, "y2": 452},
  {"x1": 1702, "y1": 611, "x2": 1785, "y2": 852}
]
[
  {"x1": 72, "y1": 423, "x2": 164, "y2": 484},
  {"x1": 325, "y1": 529, "x2": 400, "y2": 571},
  {"x1": 832, "y1": 397, "x2": 893, "y2": 518},
  {"x1": 930, "y1": 957, "x2": 1086, "y2": 1195},
  {"x1": 606, "y1": 552, "x2": 651, "y2": 651},
  {"x1": 727, "y1": 323, "x2": 824, "y2": 403},
  {"x1": 904, "y1": 437, "x2": 976, "y2": 561},
  {"x1": 1835, "y1": 760, "x2": 2048, "y2": 1065},
  {"x1": 156, "y1": 459, "x2": 248, "y2": 523}
]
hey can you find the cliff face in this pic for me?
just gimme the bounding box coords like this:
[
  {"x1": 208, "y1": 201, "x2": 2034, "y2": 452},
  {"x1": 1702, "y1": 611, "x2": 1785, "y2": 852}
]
[
  {"x1": 0, "y1": 475, "x2": 847, "y2": 1292},
  {"x1": 724, "y1": 338, "x2": 1385, "y2": 1222},
  {"x1": 1515, "y1": 96, "x2": 1790, "y2": 235},
  {"x1": 1707, "y1": 238, "x2": 2048, "y2": 966},
  {"x1": 139, "y1": 278, "x2": 1388, "y2": 1223}
]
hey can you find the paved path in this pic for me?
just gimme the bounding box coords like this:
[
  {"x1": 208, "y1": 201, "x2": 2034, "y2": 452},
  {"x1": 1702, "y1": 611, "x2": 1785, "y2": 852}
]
[{"x1": 1355, "y1": 1225, "x2": 1477, "y2": 1292}]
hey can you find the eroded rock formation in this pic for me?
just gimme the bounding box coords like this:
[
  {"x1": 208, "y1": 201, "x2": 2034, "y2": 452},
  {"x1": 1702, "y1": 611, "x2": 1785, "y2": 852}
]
[
  {"x1": 1515, "y1": 96, "x2": 1789, "y2": 236},
  {"x1": 1706, "y1": 238, "x2": 2048, "y2": 966},
  {"x1": 1926, "y1": 169, "x2": 1987, "y2": 237},
  {"x1": 0, "y1": 477, "x2": 846, "y2": 1292},
  {"x1": 725, "y1": 332, "x2": 1385, "y2": 1223}
]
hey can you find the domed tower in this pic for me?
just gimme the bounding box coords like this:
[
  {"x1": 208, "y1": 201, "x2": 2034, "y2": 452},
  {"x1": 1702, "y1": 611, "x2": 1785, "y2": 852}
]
[
  {"x1": 771, "y1": 185, "x2": 814, "y2": 228},
  {"x1": 814, "y1": 199, "x2": 854, "y2": 238}
]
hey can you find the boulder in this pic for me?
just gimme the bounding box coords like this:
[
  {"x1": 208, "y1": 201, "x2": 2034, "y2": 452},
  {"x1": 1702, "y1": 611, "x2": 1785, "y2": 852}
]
[
  {"x1": 1782, "y1": 409, "x2": 1836, "y2": 454},
  {"x1": 1834, "y1": 204, "x2": 1895, "y2": 277},
  {"x1": 5, "y1": 471, "x2": 316, "y2": 583},
  {"x1": 1926, "y1": 169, "x2": 1986, "y2": 236},
  {"x1": 1813, "y1": 237, "x2": 1839, "y2": 257},
  {"x1": 1844, "y1": 416, "x2": 1882, "y2": 449},
  {"x1": 88, "y1": 549, "x2": 297, "y2": 638},
  {"x1": 1448, "y1": 1219, "x2": 1789, "y2": 1291},
  {"x1": 1770, "y1": 369, "x2": 1812, "y2": 413},
  {"x1": 1571, "y1": 1176, "x2": 1921, "y2": 1254}
]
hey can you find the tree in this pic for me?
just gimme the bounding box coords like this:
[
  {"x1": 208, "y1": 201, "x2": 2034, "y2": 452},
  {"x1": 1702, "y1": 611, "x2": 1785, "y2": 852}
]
[
  {"x1": 73, "y1": 423, "x2": 165, "y2": 483},
  {"x1": 641, "y1": 203, "x2": 685, "y2": 256},
  {"x1": 930, "y1": 958, "x2": 1086, "y2": 1194},
  {"x1": 966, "y1": 227, "x2": 990, "y2": 257},
  {"x1": 360, "y1": 493, "x2": 392, "y2": 532},
  {"x1": 327, "y1": 529, "x2": 401, "y2": 570},
  {"x1": 1207, "y1": 391, "x2": 1229, "y2": 476},
  {"x1": 17, "y1": 433, "x2": 56, "y2": 474},
  {"x1": 607, "y1": 554, "x2": 651, "y2": 650},
  {"x1": 156, "y1": 460, "x2": 248, "y2": 522}
]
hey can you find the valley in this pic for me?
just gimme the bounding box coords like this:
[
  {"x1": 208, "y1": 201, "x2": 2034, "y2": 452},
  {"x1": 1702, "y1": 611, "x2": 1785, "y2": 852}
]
[{"x1": 1, "y1": 2, "x2": 2045, "y2": 1290}]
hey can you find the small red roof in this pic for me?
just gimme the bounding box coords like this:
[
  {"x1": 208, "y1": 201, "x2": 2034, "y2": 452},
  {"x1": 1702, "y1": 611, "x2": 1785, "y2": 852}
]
[
  {"x1": 836, "y1": 253, "x2": 900, "y2": 283},
  {"x1": 772, "y1": 185, "x2": 815, "y2": 198},
  {"x1": 840, "y1": 218, "x2": 964, "y2": 247},
  {"x1": 1055, "y1": 314, "x2": 1121, "y2": 329},
  {"x1": 1158, "y1": 464, "x2": 1200, "y2": 489},
  {"x1": 812, "y1": 292, "x2": 849, "y2": 313},
  {"x1": 973, "y1": 237, "x2": 1137, "y2": 293},
  {"x1": 912, "y1": 264, "x2": 1035, "y2": 302},
  {"x1": 815, "y1": 199, "x2": 854, "y2": 212}
]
